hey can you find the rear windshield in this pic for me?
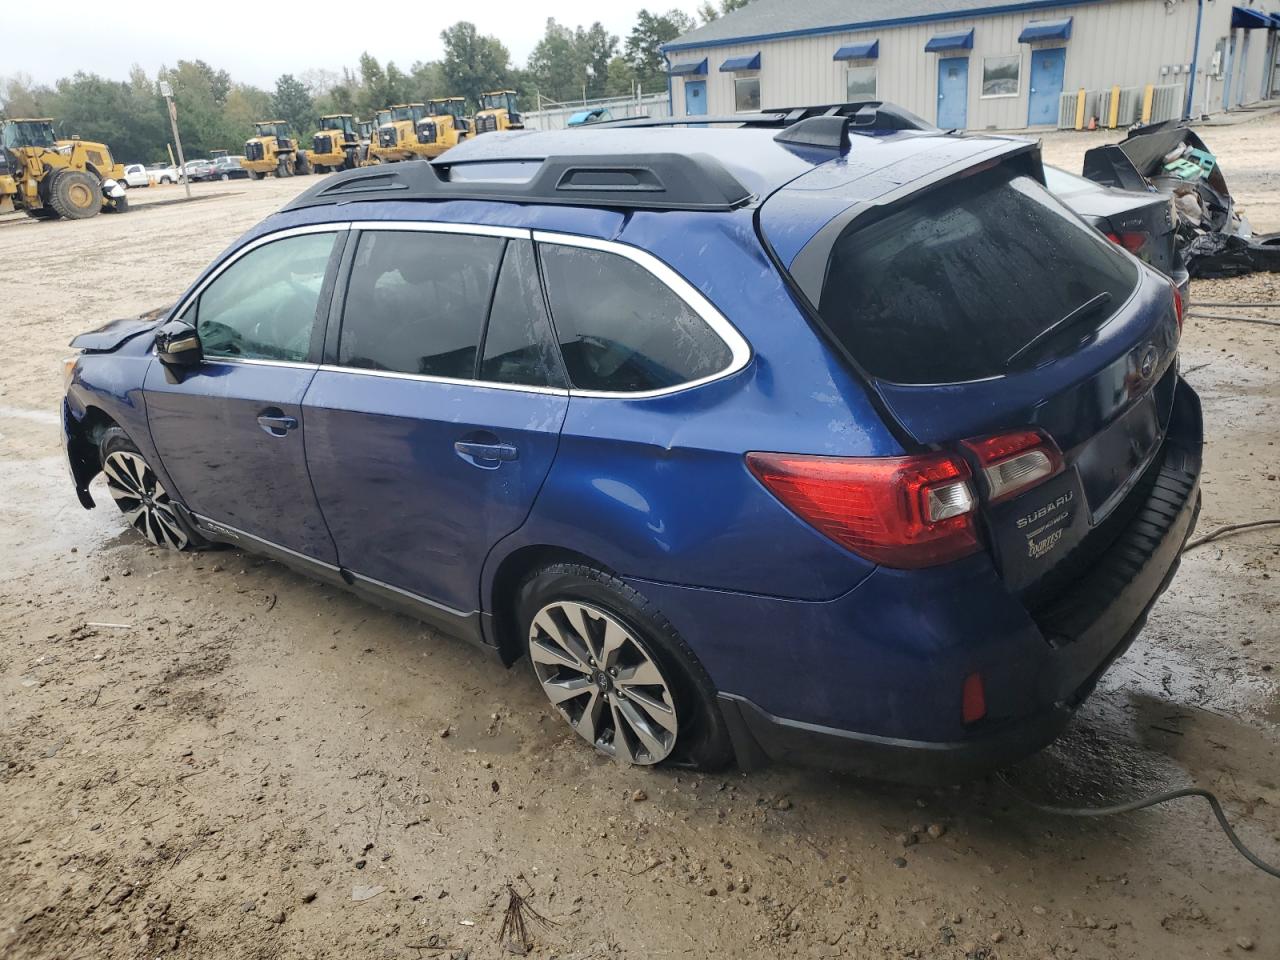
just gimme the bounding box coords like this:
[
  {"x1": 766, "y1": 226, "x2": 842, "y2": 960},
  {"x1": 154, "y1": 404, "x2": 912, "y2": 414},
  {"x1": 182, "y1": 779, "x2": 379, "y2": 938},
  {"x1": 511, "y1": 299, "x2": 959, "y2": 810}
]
[{"x1": 817, "y1": 167, "x2": 1138, "y2": 384}]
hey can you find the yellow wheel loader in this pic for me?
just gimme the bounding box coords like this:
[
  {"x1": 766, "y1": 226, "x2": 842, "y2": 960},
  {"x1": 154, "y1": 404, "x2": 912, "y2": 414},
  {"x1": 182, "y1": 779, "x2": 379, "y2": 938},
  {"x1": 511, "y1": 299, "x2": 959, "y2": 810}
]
[
  {"x1": 241, "y1": 121, "x2": 312, "y2": 179},
  {"x1": 473, "y1": 91, "x2": 524, "y2": 135},
  {"x1": 367, "y1": 103, "x2": 435, "y2": 163},
  {"x1": 356, "y1": 118, "x2": 375, "y2": 163},
  {"x1": 0, "y1": 119, "x2": 128, "y2": 220},
  {"x1": 414, "y1": 98, "x2": 471, "y2": 158},
  {"x1": 309, "y1": 114, "x2": 361, "y2": 173}
]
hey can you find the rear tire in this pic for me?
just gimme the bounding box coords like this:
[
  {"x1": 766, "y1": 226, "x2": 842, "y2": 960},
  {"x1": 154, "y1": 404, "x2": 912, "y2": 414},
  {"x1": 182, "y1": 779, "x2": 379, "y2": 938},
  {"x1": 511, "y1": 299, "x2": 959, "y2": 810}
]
[
  {"x1": 48, "y1": 170, "x2": 102, "y2": 220},
  {"x1": 97, "y1": 426, "x2": 205, "y2": 551},
  {"x1": 517, "y1": 563, "x2": 732, "y2": 770},
  {"x1": 294, "y1": 154, "x2": 311, "y2": 175}
]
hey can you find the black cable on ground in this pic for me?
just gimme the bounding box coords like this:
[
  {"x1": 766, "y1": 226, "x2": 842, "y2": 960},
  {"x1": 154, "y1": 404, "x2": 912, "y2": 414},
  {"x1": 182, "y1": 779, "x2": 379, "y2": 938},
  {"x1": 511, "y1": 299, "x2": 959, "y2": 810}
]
[
  {"x1": 1187, "y1": 313, "x2": 1280, "y2": 327},
  {"x1": 1190, "y1": 301, "x2": 1280, "y2": 308},
  {"x1": 996, "y1": 774, "x2": 1280, "y2": 879},
  {"x1": 1184, "y1": 518, "x2": 1280, "y2": 551}
]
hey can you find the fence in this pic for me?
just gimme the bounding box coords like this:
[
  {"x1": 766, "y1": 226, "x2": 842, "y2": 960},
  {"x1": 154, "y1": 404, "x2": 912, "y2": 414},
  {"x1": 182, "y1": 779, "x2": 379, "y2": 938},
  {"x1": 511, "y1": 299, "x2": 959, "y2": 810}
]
[
  {"x1": 1057, "y1": 83, "x2": 1184, "y2": 129},
  {"x1": 522, "y1": 93, "x2": 671, "y2": 131}
]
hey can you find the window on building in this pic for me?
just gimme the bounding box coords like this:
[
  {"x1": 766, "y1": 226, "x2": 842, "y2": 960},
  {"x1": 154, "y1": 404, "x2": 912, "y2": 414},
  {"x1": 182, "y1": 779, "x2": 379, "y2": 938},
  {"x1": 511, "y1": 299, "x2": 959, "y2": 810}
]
[
  {"x1": 734, "y1": 76, "x2": 761, "y2": 112},
  {"x1": 538, "y1": 243, "x2": 733, "y2": 393},
  {"x1": 188, "y1": 232, "x2": 337, "y2": 362},
  {"x1": 846, "y1": 66, "x2": 878, "y2": 99},
  {"x1": 338, "y1": 230, "x2": 503, "y2": 379},
  {"x1": 982, "y1": 55, "x2": 1021, "y2": 97}
]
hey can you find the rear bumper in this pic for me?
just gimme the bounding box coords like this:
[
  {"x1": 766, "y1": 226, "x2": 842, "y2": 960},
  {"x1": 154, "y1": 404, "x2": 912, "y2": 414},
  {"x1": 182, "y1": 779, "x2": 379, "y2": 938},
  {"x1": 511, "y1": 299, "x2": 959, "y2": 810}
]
[{"x1": 629, "y1": 379, "x2": 1203, "y2": 783}]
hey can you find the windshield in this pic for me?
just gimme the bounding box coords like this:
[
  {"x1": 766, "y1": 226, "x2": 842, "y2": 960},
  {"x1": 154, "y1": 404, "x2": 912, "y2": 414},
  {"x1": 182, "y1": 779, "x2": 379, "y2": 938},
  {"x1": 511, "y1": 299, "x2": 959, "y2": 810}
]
[
  {"x1": 430, "y1": 100, "x2": 465, "y2": 119},
  {"x1": 391, "y1": 105, "x2": 423, "y2": 122},
  {"x1": 2, "y1": 121, "x2": 57, "y2": 149},
  {"x1": 480, "y1": 93, "x2": 510, "y2": 111},
  {"x1": 375, "y1": 111, "x2": 392, "y2": 126},
  {"x1": 255, "y1": 123, "x2": 288, "y2": 138},
  {"x1": 321, "y1": 116, "x2": 353, "y2": 134},
  {"x1": 816, "y1": 167, "x2": 1139, "y2": 384}
]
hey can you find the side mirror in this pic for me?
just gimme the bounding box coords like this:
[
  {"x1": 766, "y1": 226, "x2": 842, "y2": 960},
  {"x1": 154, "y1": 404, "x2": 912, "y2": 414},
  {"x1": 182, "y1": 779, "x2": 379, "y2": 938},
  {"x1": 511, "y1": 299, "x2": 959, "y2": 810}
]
[{"x1": 155, "y1": 318, "x2": 202, "y2": 370}]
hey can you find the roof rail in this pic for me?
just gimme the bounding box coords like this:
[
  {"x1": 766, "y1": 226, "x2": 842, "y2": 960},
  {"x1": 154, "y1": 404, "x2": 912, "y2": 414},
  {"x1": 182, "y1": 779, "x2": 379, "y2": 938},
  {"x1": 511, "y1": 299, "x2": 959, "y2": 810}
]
[
  {"x1": 281, "y1": 152, "x2": 754, "y2": 214},
  {"x1": 593, "y1": 100, "x2": 937, "y2": 134}
]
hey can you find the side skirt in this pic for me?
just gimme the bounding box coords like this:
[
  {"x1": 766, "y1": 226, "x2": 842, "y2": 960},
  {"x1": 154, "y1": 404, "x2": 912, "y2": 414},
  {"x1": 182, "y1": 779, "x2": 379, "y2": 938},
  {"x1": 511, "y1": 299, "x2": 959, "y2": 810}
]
[{"x1": 183, "y1": 510, "x2": 496, "y2": 656}]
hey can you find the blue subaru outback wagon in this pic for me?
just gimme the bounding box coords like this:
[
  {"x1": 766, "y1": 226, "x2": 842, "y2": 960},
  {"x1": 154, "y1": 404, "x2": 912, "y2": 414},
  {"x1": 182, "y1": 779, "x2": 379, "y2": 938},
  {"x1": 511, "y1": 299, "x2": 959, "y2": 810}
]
[{"x1": 62, "y1": 103, "x2": 1202, "y2": 782}]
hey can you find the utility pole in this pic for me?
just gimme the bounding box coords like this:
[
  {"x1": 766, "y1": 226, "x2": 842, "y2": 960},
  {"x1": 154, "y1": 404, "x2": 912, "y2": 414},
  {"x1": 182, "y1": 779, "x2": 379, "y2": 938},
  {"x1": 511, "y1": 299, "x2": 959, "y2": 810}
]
[{"x1": 159, "y1": 80, "x2": 191, "y2": 200}]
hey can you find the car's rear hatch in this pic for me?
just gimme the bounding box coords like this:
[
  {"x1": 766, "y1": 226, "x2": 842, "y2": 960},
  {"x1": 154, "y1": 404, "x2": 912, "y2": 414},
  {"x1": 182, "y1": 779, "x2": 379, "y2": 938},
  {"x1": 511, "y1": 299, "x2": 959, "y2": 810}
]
[{"x1": 759, "y1": 136, "x2": 1183, "y2": 605}]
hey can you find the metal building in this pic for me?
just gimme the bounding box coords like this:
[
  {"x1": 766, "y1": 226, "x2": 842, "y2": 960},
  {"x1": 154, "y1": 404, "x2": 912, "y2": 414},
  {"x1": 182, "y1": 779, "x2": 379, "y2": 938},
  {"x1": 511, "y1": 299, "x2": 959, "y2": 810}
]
[{"x1": 663, "y1": 0, "x2": 1280, "y2": 130}]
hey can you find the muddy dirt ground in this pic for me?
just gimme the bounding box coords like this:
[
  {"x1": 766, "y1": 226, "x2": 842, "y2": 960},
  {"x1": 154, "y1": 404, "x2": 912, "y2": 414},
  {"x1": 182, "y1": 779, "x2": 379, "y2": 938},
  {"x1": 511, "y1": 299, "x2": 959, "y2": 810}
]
[{"x1": 2, "y1": 116, "x2": 1278, "y2": 960}]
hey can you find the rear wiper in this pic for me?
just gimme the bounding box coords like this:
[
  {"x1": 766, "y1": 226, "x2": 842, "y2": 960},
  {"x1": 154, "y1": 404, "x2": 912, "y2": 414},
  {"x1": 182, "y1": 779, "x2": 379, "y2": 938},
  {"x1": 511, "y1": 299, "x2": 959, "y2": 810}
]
[{"x1": 1004, "y1": 292, "x2": 1113, "y2": 371}]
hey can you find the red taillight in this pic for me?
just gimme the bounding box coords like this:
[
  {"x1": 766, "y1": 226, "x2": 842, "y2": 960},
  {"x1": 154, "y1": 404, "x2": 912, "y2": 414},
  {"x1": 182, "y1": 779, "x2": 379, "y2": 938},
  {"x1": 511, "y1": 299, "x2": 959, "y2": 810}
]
[
  {"x1": 1105, "y1": 230, "x2": 1149, "y2": 255},
  {"x1": 962, "y1": 672, "x2": 987, "y2": 724},
  {"x1": 962, "y1": 429, "x2": 1064, "y2": 503},
  {"x1": 745, "y1": 451, "x2": 980, "y2": 569},
  {"x1": 1170, "y1": 280, "x2": 1184, "y2": 333}
]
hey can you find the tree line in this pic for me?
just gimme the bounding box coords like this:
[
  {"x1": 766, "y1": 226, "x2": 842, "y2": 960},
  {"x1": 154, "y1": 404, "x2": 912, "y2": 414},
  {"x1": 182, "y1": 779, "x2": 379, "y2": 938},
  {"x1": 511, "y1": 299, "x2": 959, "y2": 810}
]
[{"x1": 0, "y1": 7, "x2": 747, "y2": 164}]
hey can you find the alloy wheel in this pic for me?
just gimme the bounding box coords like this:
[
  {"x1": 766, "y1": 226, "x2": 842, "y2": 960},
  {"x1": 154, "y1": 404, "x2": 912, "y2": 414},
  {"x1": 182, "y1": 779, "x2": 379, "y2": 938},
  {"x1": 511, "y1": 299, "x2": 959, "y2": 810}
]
[
  {"x1": 529, "y1": 600, "x2": 678, "y2": 765},
  {"x1": 102, "y1": 450, "x2": 189, "y2": 550}
]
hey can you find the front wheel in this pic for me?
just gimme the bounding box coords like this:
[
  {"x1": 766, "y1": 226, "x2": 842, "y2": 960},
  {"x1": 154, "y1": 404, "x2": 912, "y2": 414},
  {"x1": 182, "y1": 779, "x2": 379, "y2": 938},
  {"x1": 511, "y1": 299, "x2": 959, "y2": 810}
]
[
  {"x1": 98, "y1": 426, "x2": 200, "y2": 551},
  {"x1": 518, "y1": 563, "x2": 732, "y2": 769}
]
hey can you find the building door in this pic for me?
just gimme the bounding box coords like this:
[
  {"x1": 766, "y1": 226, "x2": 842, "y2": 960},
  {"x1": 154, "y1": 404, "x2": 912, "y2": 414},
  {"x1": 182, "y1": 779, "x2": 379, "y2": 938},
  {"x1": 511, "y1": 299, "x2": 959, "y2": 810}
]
[
  {"x1": 936, "y1": 57, "x2": 969, "y2": 129},
  {"x1": 684, "y1": 80, "x2": 707, "y2": 116},
  {"x1": 1028, "y1": 47, "x2": 1067, "y2": 125}
]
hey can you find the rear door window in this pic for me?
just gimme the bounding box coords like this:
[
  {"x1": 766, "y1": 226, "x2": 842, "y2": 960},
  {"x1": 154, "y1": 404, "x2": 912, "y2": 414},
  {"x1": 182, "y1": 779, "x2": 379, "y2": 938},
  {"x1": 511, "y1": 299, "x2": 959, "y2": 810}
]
[
  {"x1": 817, "y1": 168, "x2": 1139, "y2": 384},
  {"x1": 338, "y1": 230, "x2": 503, "y2": 379},
  {"x1": 538, "y1": 242, "x2": 732, "y2": 393},
  {"x1": 479, "y1": 239, "x2": 565, "y2": 388}
]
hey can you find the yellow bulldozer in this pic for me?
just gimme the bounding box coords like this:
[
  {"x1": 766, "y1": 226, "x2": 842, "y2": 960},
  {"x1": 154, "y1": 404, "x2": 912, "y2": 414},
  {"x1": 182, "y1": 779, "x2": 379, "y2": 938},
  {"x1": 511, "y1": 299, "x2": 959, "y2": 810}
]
[
  {"x1": 0, "y1": 118, "x2": 129, "y2": 220},
  {"x1": 473, "y1": 91, "x2": 524, "y2": 135},
  {"x1": 414, "y1": 98, "x2": 471, "y2": 158},
  {"x1": 367, "y1": 103, "x2": 435, "y2": 163},
  {"x1": 308, "y1": 114, "x2": 362, "y2": 173},
  {"x1": 241, "y1": 121, "x2": 311, "y2": 179}
]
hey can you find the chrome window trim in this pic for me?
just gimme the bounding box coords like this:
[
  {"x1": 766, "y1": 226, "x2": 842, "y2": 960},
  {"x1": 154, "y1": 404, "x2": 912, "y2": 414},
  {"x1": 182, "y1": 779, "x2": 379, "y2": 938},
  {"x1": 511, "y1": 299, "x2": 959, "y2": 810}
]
[
  {"x1": 314, "y1": 364, "x2": 568, "y2": 397},
  {"x1": 531, "y1": 229, "x2": 753, "y2": 400},
  {"x1": 348, "y1": 220, "x2": 530, "y2": 240},
  {"x1": 202, "y1": 357, "x2": 320, "y2": 371}
]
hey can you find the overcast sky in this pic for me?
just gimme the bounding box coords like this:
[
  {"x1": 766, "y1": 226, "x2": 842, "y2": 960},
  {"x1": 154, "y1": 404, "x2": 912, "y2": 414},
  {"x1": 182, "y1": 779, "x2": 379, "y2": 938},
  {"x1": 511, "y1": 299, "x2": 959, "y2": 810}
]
[{"x1": 13, "y1": 0, "x2": 704, "y2": 88}]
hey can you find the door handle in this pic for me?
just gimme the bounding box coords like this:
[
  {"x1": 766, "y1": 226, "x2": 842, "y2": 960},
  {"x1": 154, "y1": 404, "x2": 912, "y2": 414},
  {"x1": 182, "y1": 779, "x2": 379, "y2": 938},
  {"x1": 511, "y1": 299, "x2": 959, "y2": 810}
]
[
  {"x1": 256, "y1": 412, "x2": 298, "y2": 437},
  {"x1": 454, "y1": 440, "x2": 518, "y2": 468}
]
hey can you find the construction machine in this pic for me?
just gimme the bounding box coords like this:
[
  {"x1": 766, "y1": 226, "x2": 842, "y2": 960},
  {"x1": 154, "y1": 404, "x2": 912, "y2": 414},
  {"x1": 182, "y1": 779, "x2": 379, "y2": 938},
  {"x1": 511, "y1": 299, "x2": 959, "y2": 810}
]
[
  {"x1": 241, "y1": 121, "x2": 311, "y2": 179},
  {"x1": 0, "y1": 119, "x2": 128, "y2": 220},
  {"x1": 309, "y1": 114, "x2": 361, "y2": 173},
  {"x1": 414, "y1": 98, "x2": 471, "y2": 157},
  {"x1": 473, "y1": 91, "x2": 524, "y2": 134},
  {"x1": 209, "y1": 149, "x2": 229, "y2": 160},
  {"x1": 367, "y1": 103, "x2": 437, "y2": 163}
]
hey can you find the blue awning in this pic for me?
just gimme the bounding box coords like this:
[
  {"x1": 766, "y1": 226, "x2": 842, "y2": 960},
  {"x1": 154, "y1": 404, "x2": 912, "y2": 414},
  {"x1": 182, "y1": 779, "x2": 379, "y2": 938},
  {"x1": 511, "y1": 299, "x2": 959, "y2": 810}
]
[
  {"x1": 833, "y1": 40, "x2": 879, "y2": 61},
  {"x1": 1271, "y1": 12, "x2": 1280, "y2": 27},
  {"x1": 1231, "y1": 6, "x2": 1272, "y2": 28},
  {"x1": 1018, "y1": 17, "x2": 1072, "y2": 42},
  {"x1": 925, "y1": 29, "x2": 974, "y2": 53},
  {"x1": 720, "y1": 52, "x2": 761, "y2": 71},
  {"x1": 668, "y1": 58, "x2": 708, "y2": 76}
]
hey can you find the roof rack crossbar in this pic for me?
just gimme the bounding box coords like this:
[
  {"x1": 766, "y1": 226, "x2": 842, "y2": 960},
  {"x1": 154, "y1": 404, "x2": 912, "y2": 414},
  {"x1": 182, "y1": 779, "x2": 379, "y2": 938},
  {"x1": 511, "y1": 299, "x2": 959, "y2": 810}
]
[{"x1": 281, "y1": 152, "x2": 754, "y2": 214}]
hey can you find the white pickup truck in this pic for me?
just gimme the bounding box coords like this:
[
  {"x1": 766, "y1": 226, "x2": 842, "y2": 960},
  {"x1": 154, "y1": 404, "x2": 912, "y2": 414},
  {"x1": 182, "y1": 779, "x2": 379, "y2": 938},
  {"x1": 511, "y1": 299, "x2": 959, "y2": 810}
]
[{"x1": 146, "y1": 163, "x2": 180, "y2": 185}]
